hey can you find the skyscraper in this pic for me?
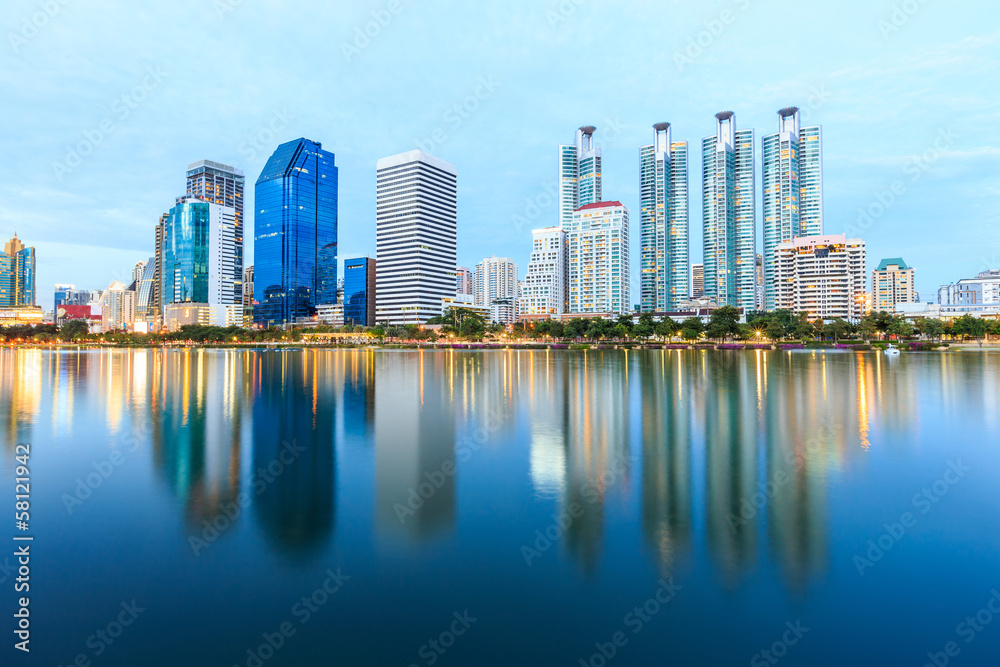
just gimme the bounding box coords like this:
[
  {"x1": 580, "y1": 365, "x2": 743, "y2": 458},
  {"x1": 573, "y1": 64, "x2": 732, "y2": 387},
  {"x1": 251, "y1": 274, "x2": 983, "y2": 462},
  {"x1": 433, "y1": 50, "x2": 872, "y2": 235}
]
[
  {"x1": 0, "y1": 234, "x2": 35, "y2": 308},
  {"x1": 344, "y1": 257, "x2": 376, "y2": 327},
  {"x1": 567, "y1": 201, "x2": 630, "y2": 315},
  {"x1": 762, "y1": 107, "x2": 824, "y2": 310},
  {"x1": 559, "y1": 126, "x2": 602, "y2": 230},
  {"x1": 701, "y1": 112, "x2": 755, "y2": 309},
  {"x1": 161, "y1": 197, "x2": 242, "y2": 329},
  {"x1": 187, "y1": 160, "x2": 245, "y2": 305},
  {"x1": 375, "y1": 149, "x2": 457, "y2": 325},
  {"x1": 473, "y1": 256, "x2": 519, "y2": 324},
  {"x1": 521, "y1": 226, "x2": 567, "y2": 317},
  {"x1": 640, "y1": 122, "x2": 689, "y2": 312},
  {"x1": 134, "y1": 257, "x2": 157, "y2": 327},
  {"x1": 254, "y1": 138, "x2": 338, "y2": 327}
]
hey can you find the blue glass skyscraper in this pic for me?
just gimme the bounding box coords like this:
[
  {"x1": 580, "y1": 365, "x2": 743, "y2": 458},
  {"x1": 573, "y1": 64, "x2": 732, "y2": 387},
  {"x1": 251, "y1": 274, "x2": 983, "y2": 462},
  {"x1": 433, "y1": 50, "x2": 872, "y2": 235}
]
[
  {"x1": 254, "y1": 138, "x2": 338, "y2": 327},
  {"x1": 343, "y1": 257, "x2": 376, "y2": 327},
  {"x1": 0, "y1": 234, "x2": 36, "y2": 307}
]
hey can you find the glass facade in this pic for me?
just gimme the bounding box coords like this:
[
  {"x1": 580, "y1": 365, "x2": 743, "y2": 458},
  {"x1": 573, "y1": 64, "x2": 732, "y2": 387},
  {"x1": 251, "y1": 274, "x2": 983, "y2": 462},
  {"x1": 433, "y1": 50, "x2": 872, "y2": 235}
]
[
  {"x1": 0, "y1": 235, "x2": 36, "y2": 308},
  {"x1": 162, "y1": 201, "x2": 211, "y2": 306},
  {"x1": 254, "y1": 138, "x2": 338, "y2": 327},
  {"x1": 135, "y1": 256, "x2": 157, "y2": 322},
  {"x1": 343, "y1": 257, "x2": 375, "y2": 327}
]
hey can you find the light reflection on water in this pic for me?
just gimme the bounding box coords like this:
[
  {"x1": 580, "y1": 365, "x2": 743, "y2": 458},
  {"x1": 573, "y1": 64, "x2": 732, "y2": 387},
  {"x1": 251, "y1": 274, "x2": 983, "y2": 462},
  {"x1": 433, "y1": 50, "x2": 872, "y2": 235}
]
[{"x1": 4, "y1": 348, "x2": 1000, "y2": 666}]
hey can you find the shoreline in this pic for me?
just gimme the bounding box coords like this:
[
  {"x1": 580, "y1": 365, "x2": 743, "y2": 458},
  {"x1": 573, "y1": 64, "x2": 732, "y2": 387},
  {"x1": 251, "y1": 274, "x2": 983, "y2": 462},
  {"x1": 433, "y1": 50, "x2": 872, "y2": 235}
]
[{"x1": 3, "y1": 342, "x2": 995, "y2": 352}]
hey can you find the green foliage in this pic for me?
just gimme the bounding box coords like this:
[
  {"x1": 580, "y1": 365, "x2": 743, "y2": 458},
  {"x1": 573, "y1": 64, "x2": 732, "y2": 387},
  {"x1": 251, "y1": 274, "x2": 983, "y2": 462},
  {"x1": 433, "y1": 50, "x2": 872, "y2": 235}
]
[{"x1": 705, "y1": 305, "x2": 741, "y2": 341}]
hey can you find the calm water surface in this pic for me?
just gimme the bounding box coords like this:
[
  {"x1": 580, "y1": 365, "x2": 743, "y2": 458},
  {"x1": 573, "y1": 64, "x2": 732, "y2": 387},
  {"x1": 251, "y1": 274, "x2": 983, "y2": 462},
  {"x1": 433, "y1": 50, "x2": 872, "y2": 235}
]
[{"x1": 3, "y1": 348, "x2": 1000, "y2": 666}]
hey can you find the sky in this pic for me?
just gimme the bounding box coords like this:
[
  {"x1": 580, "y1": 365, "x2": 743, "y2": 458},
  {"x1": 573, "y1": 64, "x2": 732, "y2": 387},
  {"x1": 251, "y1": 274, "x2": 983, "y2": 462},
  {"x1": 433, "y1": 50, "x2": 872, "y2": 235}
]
[{"x1": 3, "y1": 0, "x2": 998, "y2": 310}]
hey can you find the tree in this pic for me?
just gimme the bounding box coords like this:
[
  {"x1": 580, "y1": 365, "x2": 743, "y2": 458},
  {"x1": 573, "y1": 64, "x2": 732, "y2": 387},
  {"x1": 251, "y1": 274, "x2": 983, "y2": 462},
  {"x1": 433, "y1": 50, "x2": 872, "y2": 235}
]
[
  {"x1": 824, "y1": 318, "x2": 851, "y2": 343},
  {"x1": 565, "y1": 318, "x2": 589, "y2": 340},
  {"x1": 616, "y1": 314, "x2": 634, "y2": 336},
  {"x1": 60, "y1": 319, "x2": 90, "y2": 340},
  {"x1": 888, "y1": 317, "x2": 914, "y2": 339},
  {"x1": 766, "y1": 320, "x2": 785, "y2": 342},
  {"x1": 633, "y1": 322, "x2": 653, "y2": 341},
  {"x1": 705, "y1": 305, "x2": 741, "y2": 341},
  {"x1": 793, "y1": 313, "x2": 816, "y2": 340},
  {"x1": 679, "y1": 317, "x2": 704, "y2": 342},
  {"x1": 953, "y1": 315, "x2": 988, "y2": 346},
  {"x1": 655, "y1": 319, "x2": 679, "y2": 342},
  {"x1": 918, "y1": 318, "x2": 944, "y2": 342}
]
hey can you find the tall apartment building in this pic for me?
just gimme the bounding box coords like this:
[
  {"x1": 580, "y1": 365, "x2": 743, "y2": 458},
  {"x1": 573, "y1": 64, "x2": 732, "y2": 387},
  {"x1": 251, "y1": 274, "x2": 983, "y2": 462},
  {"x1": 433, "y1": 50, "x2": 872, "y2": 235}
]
[
  {"x1": 567, "y1": 202, "x2": 630, "y2": 315},
  {"x1": 691, "y1": 264, "x2": 705, "y2": 299},
  {"x1": 254, "y1": 139, "x2": 338, "y2": 327},
  {"x1": 871, "y1": 258, "x2": 917, "y2": 312},
  {"x1": 161, "y1": 197, "x2": 243, "y2": 329},
  {"x1": 473, "y1": 256, "x2": 519, "y2": 324},
  {"x1": 762, "y1": 107, "x2": 824, "y2": 310},
  {"x1": 0, "y1": 234, "x2": 35, "y2": 308},
  {"x1": 134, "y1": 258, "x2": 156, "y2": 327},
  {"x1": 520, "y1": 226, "x2": 567, "y2": 317},
  {"x1": 455, "y1": 267, "x2": 473, "y2": 295},
  {"x1": 773, "y1": 235, "x2": 866, "y2": 321},
  {"x1": 187, "y1": 160, "x2": 245, "y2": 305},
  {"x1": 375, "y1": 149, "x2": 457, "y2": 325},
  {"x1": 344, "y1": 257, "x2": 376, "y2": 327},
  {"x1": 702, "y1": 112, "x2": 755, "y2": 309},
  {"x1": 640, "y1": 122, "x2": 689, "y2": 312},
  {"x1": 559, "y1": 126, "x2": 602, "y2": 229}
]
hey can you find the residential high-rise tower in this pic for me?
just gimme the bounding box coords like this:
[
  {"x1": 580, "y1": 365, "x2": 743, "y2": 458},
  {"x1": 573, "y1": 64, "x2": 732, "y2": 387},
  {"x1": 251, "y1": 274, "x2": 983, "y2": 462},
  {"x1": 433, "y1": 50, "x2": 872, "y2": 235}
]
[
  {"x1": 559, "y1": 126, "x2": 602, "y2": 230},
  {"x1": 701, "y1": 112, "x2": 755, "y2": 309},
  {"x1": 762, "y1": 107, "x2": 824, "y2": 310},
  {"x1": 640, "y1": 122, "x2": 689, "y2": 312}
]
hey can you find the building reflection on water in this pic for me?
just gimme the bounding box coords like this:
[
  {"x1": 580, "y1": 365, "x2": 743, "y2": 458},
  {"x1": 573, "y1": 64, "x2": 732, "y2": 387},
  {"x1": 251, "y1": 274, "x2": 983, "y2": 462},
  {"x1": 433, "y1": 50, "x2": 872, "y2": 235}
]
[
  {"x1": 375, "y1": 350, "x2": 456, "y2": 541},
  {"x1": 9, "y1": 348, "x2": 1000, "y2": 587}
]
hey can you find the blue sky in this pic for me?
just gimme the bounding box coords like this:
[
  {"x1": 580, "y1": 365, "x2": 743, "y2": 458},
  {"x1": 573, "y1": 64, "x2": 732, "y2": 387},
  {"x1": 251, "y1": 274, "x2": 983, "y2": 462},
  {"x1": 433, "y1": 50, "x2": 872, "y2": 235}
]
[{"x1": 4, "y1": 0, "x2": 998, "y2": 310}]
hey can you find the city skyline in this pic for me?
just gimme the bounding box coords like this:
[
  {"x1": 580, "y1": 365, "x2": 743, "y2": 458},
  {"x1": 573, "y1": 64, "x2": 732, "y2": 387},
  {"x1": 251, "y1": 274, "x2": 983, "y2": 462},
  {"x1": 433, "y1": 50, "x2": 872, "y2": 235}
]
[{"x1": 6, "y1": 1, "x2": 996, "y2": 311}]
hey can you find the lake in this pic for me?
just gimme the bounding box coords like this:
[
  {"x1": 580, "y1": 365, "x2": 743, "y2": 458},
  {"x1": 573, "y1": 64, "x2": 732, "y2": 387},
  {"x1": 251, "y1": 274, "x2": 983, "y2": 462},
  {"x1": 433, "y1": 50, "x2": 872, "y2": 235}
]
[{"x1": 3, "y1": 348, "x2": 1000, "y2": 666}]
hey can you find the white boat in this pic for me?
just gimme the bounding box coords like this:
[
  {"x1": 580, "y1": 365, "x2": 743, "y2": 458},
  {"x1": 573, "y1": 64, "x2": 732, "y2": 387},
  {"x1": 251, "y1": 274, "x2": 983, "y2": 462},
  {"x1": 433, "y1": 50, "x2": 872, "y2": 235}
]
[{"x1": 884, "y1": 343, "x2": 901, "y2": 356}]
